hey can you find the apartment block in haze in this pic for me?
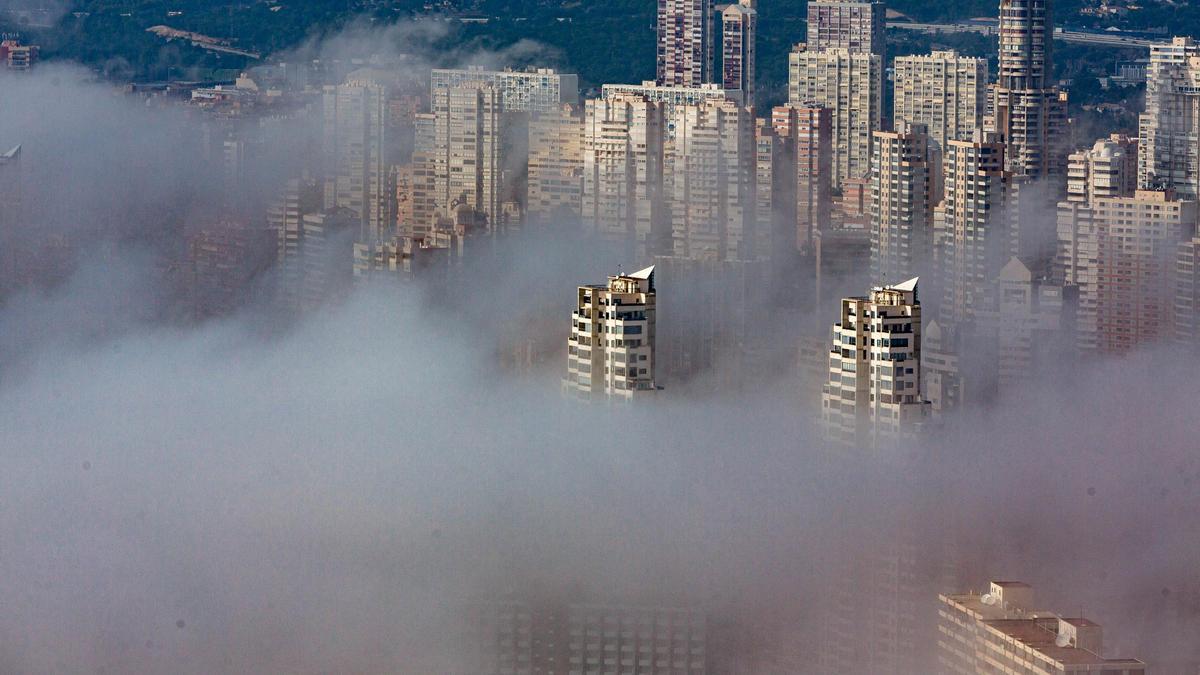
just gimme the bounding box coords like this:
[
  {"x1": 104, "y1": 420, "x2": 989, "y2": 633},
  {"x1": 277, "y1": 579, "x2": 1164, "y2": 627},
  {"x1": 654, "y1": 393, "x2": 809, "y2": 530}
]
[
  {"x1": 821, "y1": 277, "x2": 931, "y2": 448},
  {"x1": 938, "y1": 581, "x2": 1145, "y2": 674},
  {"x1": 564, "y1": 266, "x2": 658, "y2": 400}
]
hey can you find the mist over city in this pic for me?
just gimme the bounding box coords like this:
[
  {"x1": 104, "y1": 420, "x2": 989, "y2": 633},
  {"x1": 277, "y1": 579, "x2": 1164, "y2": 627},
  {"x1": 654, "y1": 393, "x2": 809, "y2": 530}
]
[{"x1": 1, "y1": 0, "x2": 1199, "y2": 673}]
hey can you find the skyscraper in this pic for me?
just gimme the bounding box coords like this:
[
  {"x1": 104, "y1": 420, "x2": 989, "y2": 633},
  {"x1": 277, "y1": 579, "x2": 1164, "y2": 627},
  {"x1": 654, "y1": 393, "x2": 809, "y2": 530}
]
[
  {"x1": 564, "y1": 266, "x2": 658, "y2": 400},
  {"x1": 974, "y1": 256, "x2": 1076, "y2": 390},
  {"x1": 527, "y1": 103, "x2": 585, "y2": 224},
  {"x1": 893, "y1": 50, "x2": 988, "y2": 153},
  {"x1": 1092, "y1": 190, "x2": 1197, "y2": 353},
  {"x1": 582, "y1": 94, "x2": 668, "y2": 259},
  {"x1": 665, "y1": 100, "x2": 756, "y2": 262},
  {"x1": 938, "y1": 581, "x2": 1146, "y2": 674},
  {"x1": 423, "y1": 83, "x2": 505, "y2": 230},
  {"x1": 753, "y1": 118, "x2": 786, "y2": 260},
  {"x1": 657, "y1": 0, "x2": 714, "y2": 87},
  {"x1": 323, "y1": 71, "x2": 394, "y2": 242},
  {"x1": 773, "y1": 103, "x2": 833, "y2": 254},
  {"x1": 870, "y1": 121, "x2": 938, "y2": 286},
  {"x1": 805, "y1": 0, "x2": 885, "y2": 57},
  {"x1": 788, "y1": 44, "x2": 883, "y2": 189},
  {"x1": 991, "y1": 0, "x2": 1070, "y2": 177},
  {"x1": 821, "y1": 277, "x2": 931, "y2": 448},
  {"x1": 1138, "y1": 37, "x2": 1200, "y2": 200},
  {"x1": 935, "y1": 130, "x2": 1014, "y2": 325},
  {"x1": 1056, "y1": 135, "x2": 1139, "y2": 348},
  {"x1": 720, "y1": 0, "x2": 756, "y2": 107}
]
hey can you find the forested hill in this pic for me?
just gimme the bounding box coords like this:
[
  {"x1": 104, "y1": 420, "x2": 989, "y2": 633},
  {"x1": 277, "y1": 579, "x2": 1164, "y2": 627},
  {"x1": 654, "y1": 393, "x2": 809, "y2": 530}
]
[{"x1": 2, "y1": 0, "x2": 1191, "y2": 96}]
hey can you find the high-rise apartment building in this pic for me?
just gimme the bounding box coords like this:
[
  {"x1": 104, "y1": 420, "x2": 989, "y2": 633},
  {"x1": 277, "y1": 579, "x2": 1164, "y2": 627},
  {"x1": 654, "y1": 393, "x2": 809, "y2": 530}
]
[
  {"x1": 323, "y1": 71, "x2": 395, "y2": 242},
  {"x1": 422, "y1": 83, "x2": 504, "y2": 230},
  {"x1": 893, "y1": 50, "x2": 988, "y2": 152},
  {"x1": 1056, "y1": 135, "x2": 1139, "y2": 348},
  {"x1": 1065, "y1": 134, "x2": 1139, "y2": 204},
  {"x1": 805, "y1": 0, "x2": 885, "y2": 57},
  {"x1": 720, "y1": 0, "x2": 756, "y2": 107},
  {"x1": 991, "y1": 0, "x2": 1070, "y2": 177},
  {"x1": 935, "y1": 130, "x2": 1014, "y2": 325},
  {"x1": 665, "y1": 100, "x2": 756, "y2": 262},
  {"x1": 651, "y1": 256, "x2": 769, "y2": 391},
  {"x1": 921, "y1": 319, "x2": 963, "y2": 417},
  {"x1": 430, "y1": 66, "x2": 578, "y2": 113},
  {"x1": 975, "y1": 257, "x2": 1076, "y2": 391},
  {"x1": 564, "y1": 266, "x2": 658, "y2": 400},
  {"x1": 871, "y1": 122, "x2": 939, "y2": 286},
  {"x1": 753, "y1": 118, "x2": 786, "y2": 259},
  {"x1": 773, "y1": 103, "x2": 833, "y2": 253},
  {"x1": 788, "y1": 44, "x2": 883, "y2": 188},
  {"x1": 528, "y1": 103, "x2": 585, "y2": 224},
  {"x1": 938, "y1": 581, "x2": 1146, "y2": 674},
  {"x1": 582, "y1": 94, "x2": 668, "y2": 259},
  {"x1": 657, "y1": 0, "x2": 714, "y2": 87},
  {"x1": 268, "y1": 177, "x2": 323, "y2": 309},
  {"x1": 601, "y1": 82, "x2": 739, "y2": 140},
  {"x1": 1092, "y1": 190, "x2": 1197, "y2": 352},
  {"x1": 178, "y1": 220, "x2": 274, "y2": 320},
  {"x1": 821, "y1": 278, "x2": 931, "y2": 448},
  {"x1": 1138, "y1": 37, "x2": 1200, "y2": 200}
]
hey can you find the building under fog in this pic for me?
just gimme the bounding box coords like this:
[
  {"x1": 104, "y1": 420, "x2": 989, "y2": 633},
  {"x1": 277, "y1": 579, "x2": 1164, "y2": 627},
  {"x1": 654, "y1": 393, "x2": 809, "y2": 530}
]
[
  {"x1": 323, "y1": 70, "x2": 396, "y2": 243},
  {"x1": 564, "y1": 266, "x2": 658, "y2": 401},
  {"x1": 938, "y1": 581, "x2": 1145, "y2": 674},
  {"x1": 527, "y1": 103, "x2": 585, "y2": 224},
  {"x1": 582, "y1": 94, "x2": 668, "y2": 260},
  {"x1": 870, "y1": 121, "x2": 938, "y2": 287},
  {"x1": 821, "y1": 277, "x2": 931, "y2": 448},
  {"x1": 934, "y1": 130, "x2": 1015, "y2": 326},
  {"x1": 461, "y1": 601, "x2": 709, "y2": 674},
  {"x1": 665, "y1": 100, "x2": 756, "y2": 262}
]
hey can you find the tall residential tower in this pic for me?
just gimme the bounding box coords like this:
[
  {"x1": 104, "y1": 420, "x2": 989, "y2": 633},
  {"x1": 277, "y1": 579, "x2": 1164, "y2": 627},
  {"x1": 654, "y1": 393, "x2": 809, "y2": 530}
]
[{"x1": 564, "y1": 266, "x2": 658, "y2": 400}]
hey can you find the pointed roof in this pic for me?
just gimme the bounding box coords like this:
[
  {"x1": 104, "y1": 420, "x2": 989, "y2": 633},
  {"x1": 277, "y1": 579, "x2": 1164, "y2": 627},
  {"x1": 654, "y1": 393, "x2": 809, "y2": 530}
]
[
  {"x1": 997, "y1": 256, "x2": 1032, "y2": 283},
  {"x1": 891, "y1": 276, "x2": 919, "y2": 292},
  {"x1": 629, "y1": 265, "x2": 654, "y2": 280}
]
